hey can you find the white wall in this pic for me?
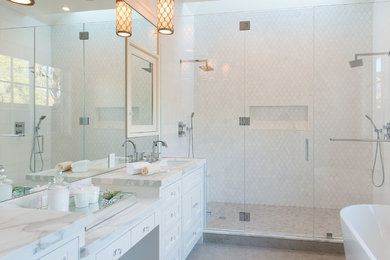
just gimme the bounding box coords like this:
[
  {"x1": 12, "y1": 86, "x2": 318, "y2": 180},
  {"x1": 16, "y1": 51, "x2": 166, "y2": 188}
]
[{"x1": 160, "y1": 1, "x2": 196, "y2": 158}]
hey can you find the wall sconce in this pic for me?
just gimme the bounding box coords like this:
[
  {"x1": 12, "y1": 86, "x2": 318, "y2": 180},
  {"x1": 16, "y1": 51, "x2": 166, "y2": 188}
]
[
  {"x1": 116, "y1": 0, "x2": 132, "y2": 37},
  {"x1": 7, "y1": 0, "x2": 34, "y2": 6},
  {"x1": 157, "y1": 0, "x2": 174, "y2": 35}
]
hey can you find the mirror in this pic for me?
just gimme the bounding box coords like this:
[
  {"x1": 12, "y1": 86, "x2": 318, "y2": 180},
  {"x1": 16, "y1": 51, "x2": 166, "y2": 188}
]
[
  {"x1": 0, "y1": 3, "x2": 159, "y2": 202},
  {"x1": 127, "y1": 42, "x2": 159, "y2": 137}
]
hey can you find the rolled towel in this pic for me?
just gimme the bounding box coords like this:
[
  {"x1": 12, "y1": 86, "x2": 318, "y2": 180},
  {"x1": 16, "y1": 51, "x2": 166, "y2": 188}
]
[
  {"x1": 131, "y1": 162, "x2": 151, "y2": 174},
  {"x1": 56, "y1": 161, "x2": 72, "y2": 172},
  {"x1": 140, "y1": 164, "x2": 161, "y2": 176}
]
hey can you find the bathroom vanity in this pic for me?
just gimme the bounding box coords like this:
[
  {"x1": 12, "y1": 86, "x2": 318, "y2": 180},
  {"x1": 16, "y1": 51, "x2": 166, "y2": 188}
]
[{"x1": 0, "y1": 158, "x2": 206, "y2": 260}]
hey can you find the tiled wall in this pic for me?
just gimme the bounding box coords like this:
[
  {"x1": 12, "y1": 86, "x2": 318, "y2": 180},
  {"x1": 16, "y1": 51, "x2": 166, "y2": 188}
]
[{"x1": 190, "y1": 4, "x2": 375, "y2": 209}]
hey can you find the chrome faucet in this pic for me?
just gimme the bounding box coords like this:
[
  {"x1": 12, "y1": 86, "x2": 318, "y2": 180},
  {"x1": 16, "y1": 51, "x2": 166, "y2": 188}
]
[
  {"x1": 0, "y1": 165, "x2": 5, "y2": 175},
  {"x1": 151, "y1": 140, "x2": 168, "y2": 162},
  {"x1": 121, "y1": 139, "x2": 137, "y2": 163}
]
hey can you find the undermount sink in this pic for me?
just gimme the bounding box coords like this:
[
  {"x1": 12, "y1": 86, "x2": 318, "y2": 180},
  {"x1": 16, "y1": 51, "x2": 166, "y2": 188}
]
[{"x1": 157, "y1": 159, "x2": 190, "y2": 167}]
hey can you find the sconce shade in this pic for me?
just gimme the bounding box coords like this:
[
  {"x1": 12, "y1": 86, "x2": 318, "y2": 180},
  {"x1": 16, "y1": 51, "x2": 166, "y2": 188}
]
[
  {"x1": 7, "y1": 0, "x2": 34, "y2": 5},
  {"x1": 116, "y1": 0, "x2": 132, "y2": 37},
  {"x1": 158, "y1": 0, "x2": 174, "y2": 35}
]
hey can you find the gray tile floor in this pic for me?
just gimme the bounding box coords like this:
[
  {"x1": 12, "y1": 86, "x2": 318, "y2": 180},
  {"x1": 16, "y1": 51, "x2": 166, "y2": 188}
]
[
  {"x1": 207, "y1": 202, "x2": 342, "y2": 239},
  {"x1": 187, "y1": 243, "x2": 346, "y2": 260}
]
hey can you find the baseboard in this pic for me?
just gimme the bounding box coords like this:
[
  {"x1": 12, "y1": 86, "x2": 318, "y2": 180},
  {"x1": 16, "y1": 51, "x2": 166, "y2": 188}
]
[{"x1": 203, "y1": 230, "x2": 344, "y2": 254}]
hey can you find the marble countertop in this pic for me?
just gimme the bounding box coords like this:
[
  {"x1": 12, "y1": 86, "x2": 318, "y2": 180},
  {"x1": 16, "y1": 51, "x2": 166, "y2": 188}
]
[
  {"x1": 25, "y1": 158, "x2": 126, "y2": 183},
  {"x1": 0, "y1": 207, "x2": 93, "y2": 260},
  {"x1": 92, "y1": 158, "x2": 206, "y2": 188}
]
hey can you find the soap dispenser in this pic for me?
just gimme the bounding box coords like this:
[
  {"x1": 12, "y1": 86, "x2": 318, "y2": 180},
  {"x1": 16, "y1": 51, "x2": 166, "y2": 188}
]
[
  {"x1": 0, "y1": 166, "x2": 13, "y2": 202},
  {"x1": 47, "y1": 168, "x2": 69, "y2": 211}
]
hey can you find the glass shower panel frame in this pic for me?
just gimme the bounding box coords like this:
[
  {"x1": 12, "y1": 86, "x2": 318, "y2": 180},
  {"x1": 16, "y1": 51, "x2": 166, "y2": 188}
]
[
  {"x1": 194, "y1": 12, "x2": 246, "y2": 233},
  {"x1": 0, "y1": 27, "x2": 35, "y2": 185},
  {"x1": 243, "y1": 7, "x2": 315, "y2": 237},
  {"x1": 84, "y1": 21, "x2": 126, "y2": 161},
  {"x1": 313, "y1": 3, "x2": 375, "y2": 240}
]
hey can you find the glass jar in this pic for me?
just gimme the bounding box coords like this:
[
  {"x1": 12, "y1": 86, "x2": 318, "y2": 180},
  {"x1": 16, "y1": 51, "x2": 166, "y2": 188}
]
[{"x1": 47, "y1": 168, "x2": 69, "y2": 211}]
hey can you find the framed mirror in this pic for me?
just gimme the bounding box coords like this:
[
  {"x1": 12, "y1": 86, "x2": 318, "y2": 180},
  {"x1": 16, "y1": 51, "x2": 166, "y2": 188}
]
[{"x1": 126, "y1": 41, "x2": 159, "y2": 137}]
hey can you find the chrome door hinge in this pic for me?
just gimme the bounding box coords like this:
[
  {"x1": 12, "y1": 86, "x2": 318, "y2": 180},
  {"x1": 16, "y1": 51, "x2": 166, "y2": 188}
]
[{"x1": 239, "y1": 117, "x2": 250, "y2": 126}]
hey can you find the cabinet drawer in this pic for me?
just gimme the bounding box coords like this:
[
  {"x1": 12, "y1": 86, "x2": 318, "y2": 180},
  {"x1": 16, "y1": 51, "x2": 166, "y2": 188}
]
[
  {"x1": 163, "y1": 201, "x2": 181, "y2": 230},
  {"x1": 96, "y1": 231, "x2": 131, "y2": 260},
  {"x1": 163, "y1": 223, "x2": 181, "y2": 255},
  {"x1": 40, "y1": 238, "x2": 79, "y2": 260},
  {"x1": 183, "y1": 220, "x2": 203, "y2": 260},
  {"x1": 183, "y1": 168, "x2": 202, "y2": 194},
  {"x1": 131, "y1": 214, "x2": 155, "y2": 245},
  {"x1": 162, "y1": 181, "x2": 181, "y2": 204}
]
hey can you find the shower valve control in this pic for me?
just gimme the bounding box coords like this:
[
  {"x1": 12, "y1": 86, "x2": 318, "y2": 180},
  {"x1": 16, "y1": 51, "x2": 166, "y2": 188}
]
[
  {"x1": 15, "y1": 122, "x2": 25, "y2": 136},
  {"x1": 384, "y1": 123, "x2": 390, "y2": 139},
  {"x1": 178, "y1": 121, "x2": 186, "y2": 137}
]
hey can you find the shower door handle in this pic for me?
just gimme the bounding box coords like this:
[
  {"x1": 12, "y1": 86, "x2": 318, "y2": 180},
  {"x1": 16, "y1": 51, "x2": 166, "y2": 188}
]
[{"x1": 305, "y1": 138, "x2": 309, "y2": 161}]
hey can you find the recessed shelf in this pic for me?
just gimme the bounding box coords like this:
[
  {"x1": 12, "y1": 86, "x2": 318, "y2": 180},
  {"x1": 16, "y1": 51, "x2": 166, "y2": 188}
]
[{"x1": 249, "y1": 105, "x2": 308, "y2": 131}]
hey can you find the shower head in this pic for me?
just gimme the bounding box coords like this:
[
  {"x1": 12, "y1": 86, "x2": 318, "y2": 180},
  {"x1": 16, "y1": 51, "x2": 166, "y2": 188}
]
[
  {"x1": 36, "y1": 115, "x2": 46, "y2": 130},
  {"x1": 349, "y1": 59, "x2": 363, "y2": 68},
  {"x1": 142, "y1": 64, "x2": 152, "y2": 73},
  {"x1": 349, "y1": 51, "x2": 390, "y2": 68},
  {"x1": 365, "y1": 114, "x2": 379, "y2": 132},
  {"x1": 180, "y1": 59, "x2": 214, "y2": 72},
  {"x1": 191, "y1": 112, "x2": 195, "y2": 118},
  {"x1": 199, "y1": 64, "x2": 214, "y2": 72}
]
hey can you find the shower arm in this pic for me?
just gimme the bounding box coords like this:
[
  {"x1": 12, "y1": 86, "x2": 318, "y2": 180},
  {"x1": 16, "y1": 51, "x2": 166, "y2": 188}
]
[{"x1": 354, "y1": 52, "x2": 390, "y2": 60}]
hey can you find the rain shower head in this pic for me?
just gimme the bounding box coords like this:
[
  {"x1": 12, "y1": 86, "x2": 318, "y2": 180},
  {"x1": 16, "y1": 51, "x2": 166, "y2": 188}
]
[
  {"x1": 180, "y1": 59, "x2": 214, "y2": 72},
  {"x1": 349, "y1": 51, "x2": 390, "y2": 68},
  {"x1": 349, "y1": 59, "x2": 363, "y2": 68}
]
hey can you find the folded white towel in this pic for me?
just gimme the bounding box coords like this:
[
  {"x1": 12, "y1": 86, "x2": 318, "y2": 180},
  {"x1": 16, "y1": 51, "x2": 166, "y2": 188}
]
[{"x1": 71, "y1": 160, "x2": 89, "y2": 173}]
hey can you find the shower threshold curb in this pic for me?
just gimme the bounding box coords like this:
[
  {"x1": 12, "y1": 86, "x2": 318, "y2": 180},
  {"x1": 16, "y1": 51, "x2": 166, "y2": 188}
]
[{"x1": 203, "y1": 229, "x2": 344, "y2": 254}]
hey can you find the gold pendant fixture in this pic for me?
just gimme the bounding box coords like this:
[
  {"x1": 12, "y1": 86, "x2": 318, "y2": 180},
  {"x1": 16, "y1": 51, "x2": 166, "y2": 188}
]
[
  {"x1": 116, "y1": 0, "x2": 132, "y2": 37},
  {"x1": 157, "y1": 0, "x2": 174, "y2": 35}
]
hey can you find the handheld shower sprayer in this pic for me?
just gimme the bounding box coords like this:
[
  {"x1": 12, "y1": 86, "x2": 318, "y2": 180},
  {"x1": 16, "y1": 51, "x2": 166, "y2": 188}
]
[
  {"x1": 365, "y1": 115, "x2": 379, "y2": 132},
  {"x1": 30, "y1": 115, "x2": 46, "y2": 172},
  {"x1": 364, "y1": 115, "x2": 385, "y2": 187}
]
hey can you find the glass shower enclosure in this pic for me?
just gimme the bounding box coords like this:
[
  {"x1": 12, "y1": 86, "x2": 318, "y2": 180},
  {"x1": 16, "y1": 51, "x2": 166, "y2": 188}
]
[{"x1": 193, "y1": 1, "x2": 388, "y2": 240}]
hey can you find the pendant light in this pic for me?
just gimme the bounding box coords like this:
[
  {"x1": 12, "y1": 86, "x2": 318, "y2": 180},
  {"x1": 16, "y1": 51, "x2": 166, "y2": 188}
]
[
  {"x1": 157, "y1": 0, "x2": 174, "y2": 35},
  {"x1": 7, "y1": 0, "x2": 35, "y2": 6},
  {"x1": 116, "y1": 0, "x2": 132, "y2": 37}
]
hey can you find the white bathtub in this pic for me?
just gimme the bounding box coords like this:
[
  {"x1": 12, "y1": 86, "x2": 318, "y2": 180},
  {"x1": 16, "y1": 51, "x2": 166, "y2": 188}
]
[{"x1": 340, "y1": 204, "x2": 390, "y2": 260}]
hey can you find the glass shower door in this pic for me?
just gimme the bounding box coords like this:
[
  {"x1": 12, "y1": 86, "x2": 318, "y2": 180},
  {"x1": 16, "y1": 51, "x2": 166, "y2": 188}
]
[{"x1": 243, "y1": 8, "x2": 315, "y2": 237}]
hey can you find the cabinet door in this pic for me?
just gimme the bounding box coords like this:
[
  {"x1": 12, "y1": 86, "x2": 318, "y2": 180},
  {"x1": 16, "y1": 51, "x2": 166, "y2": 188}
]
[
  {"x1": 182, "y1": 184, "x2": 202, "y2": 233},
  {"x1": 39, "y1": 238, "x2": 79, "y2": 260}
]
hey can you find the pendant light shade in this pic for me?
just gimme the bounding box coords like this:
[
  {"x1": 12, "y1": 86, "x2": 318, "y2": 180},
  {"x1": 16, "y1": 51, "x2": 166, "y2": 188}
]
[
  {"x1": 157, "y1": 0, "x2": 174, "y2": 35},
  {"x1": 7, "y1": 0, "x2": 35, "y2": 6},
  {"x1": 116, "y1": 0, "x2": 132, "y2": 37}
]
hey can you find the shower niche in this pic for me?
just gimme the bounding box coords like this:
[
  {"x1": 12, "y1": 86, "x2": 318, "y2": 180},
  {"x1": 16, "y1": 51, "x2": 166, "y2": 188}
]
[{"x1": 249, "y1": 105, "x2": 308, "y2": 131}]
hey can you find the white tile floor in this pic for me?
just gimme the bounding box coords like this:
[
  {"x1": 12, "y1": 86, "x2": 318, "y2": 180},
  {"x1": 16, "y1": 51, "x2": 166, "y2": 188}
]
[
  {"x1": 187, "y1": 243, "x2": 346, "y2": 260},
  {"x1": 207, "y1": 202, "x2": 342, "y2": 239}
]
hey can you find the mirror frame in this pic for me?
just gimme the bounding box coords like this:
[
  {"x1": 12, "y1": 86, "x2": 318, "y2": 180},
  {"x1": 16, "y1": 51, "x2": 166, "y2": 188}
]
[{"x1": 126, "y1": 40, "x2": 160, "y2": 137}]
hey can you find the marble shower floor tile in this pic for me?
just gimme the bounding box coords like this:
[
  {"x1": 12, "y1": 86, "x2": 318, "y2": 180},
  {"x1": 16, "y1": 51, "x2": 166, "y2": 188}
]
[
  {"x1": 206, "y1": 202, "x2": 342, "y2": 239},
  {"x1": 187, "y1": 243, "x2": 346, "y2": 260}
]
